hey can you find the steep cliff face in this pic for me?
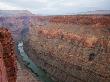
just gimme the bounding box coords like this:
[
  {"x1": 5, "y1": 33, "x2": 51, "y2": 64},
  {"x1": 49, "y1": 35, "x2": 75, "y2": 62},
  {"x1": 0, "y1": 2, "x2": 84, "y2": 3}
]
[
  {"x1": 0, "y1": 43, "x2": 8, "y2": 82},
  {"x1": 0, "y1": 16, "x2": 30, "y2": 41},
  {"x1": 24, "y1": 15, "x2": 110, "y2": 82},
  {"x1": 0, "y1": 28, "x2": 17, "y2": 82}
]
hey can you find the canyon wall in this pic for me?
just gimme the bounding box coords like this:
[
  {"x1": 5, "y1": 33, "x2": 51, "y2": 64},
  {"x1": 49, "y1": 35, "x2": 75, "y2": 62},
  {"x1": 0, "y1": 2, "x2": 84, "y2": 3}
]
[
  {"x1": 0, "y1": 16, "x2": 30, "y2": 41},
  {"x1": 24, "y1": 15, "x2": 110, "y2": 82},
  {"x1": 0, "y1": 28, "x2": 17, "y2": 82},
  {"x1": 31, "y1": 15, "x2": 110, "y2": 26},
  {"x1": 1, "y1": 15, "x2": 109, "y2": 42},
  {"x1": 49, "y1": 15, "x2": 110, "y2": 26}
]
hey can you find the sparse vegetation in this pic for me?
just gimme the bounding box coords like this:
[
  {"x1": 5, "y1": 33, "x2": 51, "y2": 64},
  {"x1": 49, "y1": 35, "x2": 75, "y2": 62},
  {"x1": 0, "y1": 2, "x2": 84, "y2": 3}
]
[{"x1": 24, "y1": 15, "x2": 110, "y2": 82}]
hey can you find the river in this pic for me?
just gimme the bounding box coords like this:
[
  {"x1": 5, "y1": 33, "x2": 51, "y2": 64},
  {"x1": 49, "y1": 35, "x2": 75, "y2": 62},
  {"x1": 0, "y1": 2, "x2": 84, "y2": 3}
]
[{"x1": 17, "y1": 41, "x2": 55, "y2": 82}]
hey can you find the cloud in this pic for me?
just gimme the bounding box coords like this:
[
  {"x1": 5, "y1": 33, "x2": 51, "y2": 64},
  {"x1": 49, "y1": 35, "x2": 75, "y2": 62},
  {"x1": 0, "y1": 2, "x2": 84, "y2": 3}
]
[
  {"x1": 61, "y1": 0, "x2": 106, "y2": 8},
  {"x1": 61, "y1": 2, "x2": 81, "y2": 7},
  {"x1": 0, "y1": 2, "x2": 22, "y2": 10},
  {"x1": 0, "y1": 0, "x2": 109, "y2": 15}
]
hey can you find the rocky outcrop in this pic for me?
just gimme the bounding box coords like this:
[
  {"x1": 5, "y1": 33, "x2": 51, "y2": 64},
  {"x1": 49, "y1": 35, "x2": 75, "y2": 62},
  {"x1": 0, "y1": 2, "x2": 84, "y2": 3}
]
[
  {"x1": 24, "y1": 15, "x2": 110, "y2": 82},
  {"x1": 0, "y1": 28, "x2": 17, "y2": 82},
  {"x1": 0, "y1": 16, "x2": 30, "y2": 41}
]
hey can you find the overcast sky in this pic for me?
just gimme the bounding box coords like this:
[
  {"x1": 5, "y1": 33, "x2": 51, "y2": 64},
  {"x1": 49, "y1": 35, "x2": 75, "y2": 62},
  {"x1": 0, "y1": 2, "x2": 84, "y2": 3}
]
[{"x1": 0, "y1": 0, "x2": 110, "y2": 15}]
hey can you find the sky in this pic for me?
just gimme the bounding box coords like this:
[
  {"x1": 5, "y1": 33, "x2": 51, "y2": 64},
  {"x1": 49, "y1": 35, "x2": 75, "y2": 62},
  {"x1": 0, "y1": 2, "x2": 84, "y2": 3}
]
[{"x1": 0, "y1": 0, "x2": 110, "y2": 15}]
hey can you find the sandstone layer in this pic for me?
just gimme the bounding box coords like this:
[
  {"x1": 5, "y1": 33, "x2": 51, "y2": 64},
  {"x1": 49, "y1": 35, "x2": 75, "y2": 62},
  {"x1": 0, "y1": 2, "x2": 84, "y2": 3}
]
[{"x1": 0, "y1": 28, "x2": 17, "y2": 82}]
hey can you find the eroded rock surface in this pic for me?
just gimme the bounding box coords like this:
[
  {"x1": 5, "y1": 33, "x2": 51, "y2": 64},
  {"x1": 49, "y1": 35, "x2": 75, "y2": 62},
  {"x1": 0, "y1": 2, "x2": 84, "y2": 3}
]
[
  {"x1": 0, "y1": 16, "x2": 30, "y2": 41},
  {"x1": 24, "y1": 15, "x2": 110, "y2": 82},
  {"x1": 16, "y1": 61, "x2": 41, "y2": 82},
  {"x1": 0, "y1": 28, "x2": 17, "y2": 82}
]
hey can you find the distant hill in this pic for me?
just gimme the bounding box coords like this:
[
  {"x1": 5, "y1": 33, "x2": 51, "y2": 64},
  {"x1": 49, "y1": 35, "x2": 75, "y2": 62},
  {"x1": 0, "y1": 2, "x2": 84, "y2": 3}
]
[
  {"x1": 79, "y1": 10, "x2": 110, "y2": 15},
  {"x1": 0, "y1": 10, "x2": 34, "y2": 17}
]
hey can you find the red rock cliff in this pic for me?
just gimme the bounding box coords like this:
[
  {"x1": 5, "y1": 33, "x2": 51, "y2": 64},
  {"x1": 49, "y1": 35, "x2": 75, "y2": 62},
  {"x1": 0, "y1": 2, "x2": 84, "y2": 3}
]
[{"x1": 0, "y1": 28, "x2": 17, "y2": 82}]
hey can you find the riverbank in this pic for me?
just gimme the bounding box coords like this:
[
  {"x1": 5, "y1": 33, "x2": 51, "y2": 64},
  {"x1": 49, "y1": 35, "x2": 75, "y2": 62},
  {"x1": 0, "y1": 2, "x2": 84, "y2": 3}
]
[
  {"x1": 16, "y1": 42, "x2": 42, "y2": 82},
  {"x1": 17, "y1": 42, "x2": 55, "y2": 82},
  {"x1": 16, "y1": 60, "x2": 41, "y2": 82}
]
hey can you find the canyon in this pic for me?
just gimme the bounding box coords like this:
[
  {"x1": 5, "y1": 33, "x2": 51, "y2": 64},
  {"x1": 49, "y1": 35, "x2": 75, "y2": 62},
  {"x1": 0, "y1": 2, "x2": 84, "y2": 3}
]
[
  {"x1": 24, "y1": 15, "x2": 110, "y2": 82},
  {"x1": 0, "y1": 10, "x2": 110, "y2": 82}
]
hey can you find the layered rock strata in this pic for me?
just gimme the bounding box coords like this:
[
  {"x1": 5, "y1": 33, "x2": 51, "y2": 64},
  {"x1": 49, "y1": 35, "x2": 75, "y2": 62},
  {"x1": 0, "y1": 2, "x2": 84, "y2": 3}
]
[
  {"x1": 0, "y1": 28, "x2": 17, "y2": 82},
  {"x1": 24, "y1": 15, "x2": 110, "y2": 82}
]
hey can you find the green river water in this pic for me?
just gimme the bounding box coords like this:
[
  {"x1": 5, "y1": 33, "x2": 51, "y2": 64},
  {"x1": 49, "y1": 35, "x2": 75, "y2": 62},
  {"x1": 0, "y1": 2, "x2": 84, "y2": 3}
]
[{"x1": 18, "y1": 42, "x2": 55, "y2": 82}]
